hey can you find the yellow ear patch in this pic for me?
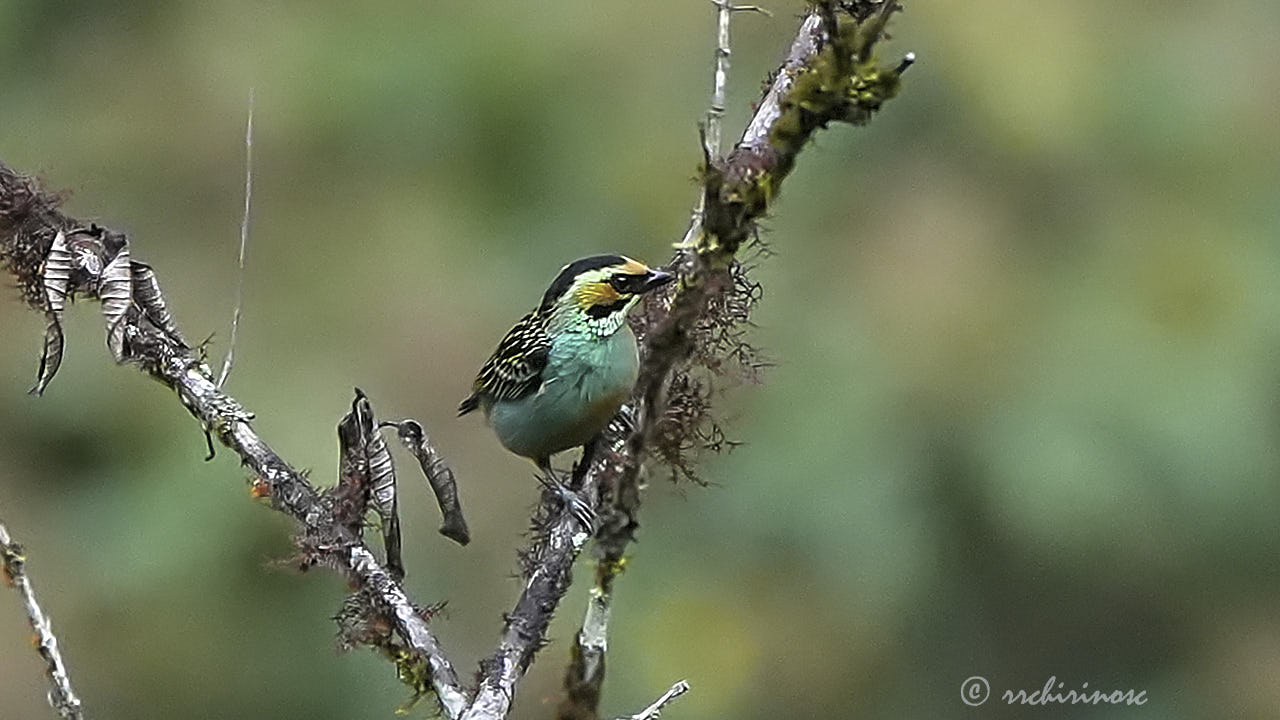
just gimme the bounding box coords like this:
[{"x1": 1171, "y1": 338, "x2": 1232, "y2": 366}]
[{"x1": 574, "y1": 280, "x2": 622, "y2": 307}]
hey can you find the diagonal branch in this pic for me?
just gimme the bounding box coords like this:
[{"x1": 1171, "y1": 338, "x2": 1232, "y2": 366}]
[
  {"x1": 562, "y1": 2, "x2": 913, "y2": 718},
  {"x1": 0, "y1": 165, "x2": 469, "y2": 719},
  {"x1": 462, "y1": 430, "x2": 620, "y2": 720},
  {"x1": 1, "y1": 517, "x2": 84, "y2": 720}
]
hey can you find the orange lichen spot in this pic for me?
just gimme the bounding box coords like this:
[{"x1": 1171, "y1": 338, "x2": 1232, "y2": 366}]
[{"x1": 248, "y1": 476, "x2": 271, "y2": 499}]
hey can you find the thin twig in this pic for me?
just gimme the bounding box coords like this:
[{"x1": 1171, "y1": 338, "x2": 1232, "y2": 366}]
[
  {"x1": 217, "y1": 87, "x2": 254, "y2": 389},
  {"x1": 705, "y1": 0, "x2": 732, "y2": 159},
  {"x1": 682, "y1": 0, "x2": 734, "y2": 253},
  {"x1": 616, "y1": 680, "x2": 690, "y2": 720},
  {"x1": 681, "y1": 1, "x2": 769, "y2": 250},
  {"x1": 705, "y1": 1, "x2": 772, "y2": 159},
  {"x1": 1, "y1": 517, "x2": 84, "y2": 720}
]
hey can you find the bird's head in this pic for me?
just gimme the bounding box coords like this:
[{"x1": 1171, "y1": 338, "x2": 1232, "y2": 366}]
[{"x1": 539, "y1": 254, "x2": 675, "y2": 335}]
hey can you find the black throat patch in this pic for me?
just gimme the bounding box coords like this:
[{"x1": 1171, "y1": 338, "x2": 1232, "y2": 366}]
[{"x1": 584, "y1": 298, "x2": 629, "y2": 319}]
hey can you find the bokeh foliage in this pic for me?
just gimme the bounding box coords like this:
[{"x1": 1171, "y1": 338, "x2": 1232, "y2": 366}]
[{"x1": 3, "y1": 1, "x2": 1280, "y2": 718}]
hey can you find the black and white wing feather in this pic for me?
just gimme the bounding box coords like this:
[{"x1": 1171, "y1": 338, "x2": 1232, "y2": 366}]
[{"x1": 458, "y1": 311, "x2": 549, "y2": 415}]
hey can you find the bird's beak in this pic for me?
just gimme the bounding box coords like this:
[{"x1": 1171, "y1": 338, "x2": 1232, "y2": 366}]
[{"x1": 640, "y1": 269, "x2": 675, "y2": 293}]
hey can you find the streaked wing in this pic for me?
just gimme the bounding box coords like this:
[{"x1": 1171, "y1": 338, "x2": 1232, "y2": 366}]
[{"x1": 461, "y1": 312, "x2": 549, "y2": 412}]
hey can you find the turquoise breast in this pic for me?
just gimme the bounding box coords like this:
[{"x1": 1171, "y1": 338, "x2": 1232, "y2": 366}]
[{"x1": 487, "y1": 325, "x2": 639, "y2": 461}]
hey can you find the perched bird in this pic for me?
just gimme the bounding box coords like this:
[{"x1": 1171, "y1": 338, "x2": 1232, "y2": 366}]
[{"x1": 459, "y1": 254, "x2": 674, "y2": 516}]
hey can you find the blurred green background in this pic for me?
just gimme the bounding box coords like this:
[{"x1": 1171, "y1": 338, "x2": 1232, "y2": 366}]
[{"x1": 3, "y1": 1, "x2": 1280, "y2": 718}]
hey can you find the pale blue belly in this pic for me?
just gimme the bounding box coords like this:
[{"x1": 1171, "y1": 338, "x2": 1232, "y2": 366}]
[{"x1": 488, "y1": 328, "x2": 638, "y2": 461}]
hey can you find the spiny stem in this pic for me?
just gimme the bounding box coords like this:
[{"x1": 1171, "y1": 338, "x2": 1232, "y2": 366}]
[{"x1": 1, "y1": 518, "x2": 84, "y2": 719}]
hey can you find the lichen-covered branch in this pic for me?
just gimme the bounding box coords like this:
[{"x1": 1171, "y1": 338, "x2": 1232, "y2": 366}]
[
  {"x1": 462, "y1": 426, "x2": 624, "y2": 720},
  {"x1": 1, "y1": 517, "x2": 84, "y2": 720},
  {"x1": 463, "y1": 513, "x2": 594, "y2": 720},
  {"x1": 0, "y1": 165, "x2": 469, "y2": 719},
  {"x1": 562, "y1": 2, "x2": 911, "y2": 717}
]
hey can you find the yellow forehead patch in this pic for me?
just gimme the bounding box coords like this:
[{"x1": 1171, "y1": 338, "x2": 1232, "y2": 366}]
[{"x1": 620, "y1": 258, "x2": 649, "y2": 275}]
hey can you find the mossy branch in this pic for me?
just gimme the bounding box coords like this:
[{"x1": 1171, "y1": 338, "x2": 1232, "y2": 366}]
[{"x1": 562, "y1": 2, "x2": 911, "y2": 718}]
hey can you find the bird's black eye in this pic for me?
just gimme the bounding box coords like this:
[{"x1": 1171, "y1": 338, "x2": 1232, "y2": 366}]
[{"x1": 608, "y1": 274, "x2": 633, "y2": 293}]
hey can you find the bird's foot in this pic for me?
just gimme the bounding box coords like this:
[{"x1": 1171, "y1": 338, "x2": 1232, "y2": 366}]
[
  {"x1": 605, "y1": 405, "x2": 636, "y2": 440},
  {"x1": 537, "y1": 472, "x2": 596, "y2": 533}
]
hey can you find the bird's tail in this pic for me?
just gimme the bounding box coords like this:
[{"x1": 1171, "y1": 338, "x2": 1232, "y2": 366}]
[{"x1": 457, "y1": 393, "x2": 480, "y2": 416}]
